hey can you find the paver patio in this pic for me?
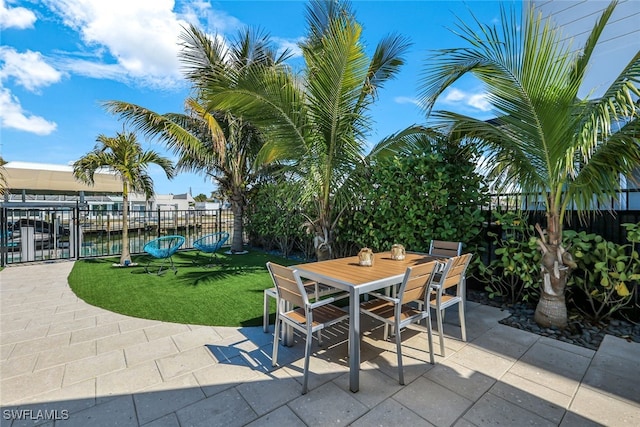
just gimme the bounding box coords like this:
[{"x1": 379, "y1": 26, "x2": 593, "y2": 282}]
[{"x1": 1, "y1": 261, "x2": 638, "y2": 426}]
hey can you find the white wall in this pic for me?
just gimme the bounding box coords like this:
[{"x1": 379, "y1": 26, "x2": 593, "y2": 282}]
[{"x1": 529, "y1": 0, "x2": 639, "y2": 98}]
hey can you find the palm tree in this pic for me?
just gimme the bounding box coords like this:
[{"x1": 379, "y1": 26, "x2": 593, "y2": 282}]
[
  {"x1": 73, "y1": 130, "x2": 175, "y2": 265},
  {"x1": 104, "y1": 26, "x2": 289, "y2": 253},
  {"x1": 0, "y1": 156, "x2": 7, "y2": 195},
  {"x1": 198, "y1": 0, "x2": 411, "y2": 260},
  {"x1": 420, "y1": 1, "x2": 640, "y2": 327}
]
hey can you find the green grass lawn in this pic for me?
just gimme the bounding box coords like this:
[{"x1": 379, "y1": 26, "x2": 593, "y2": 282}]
[{"x1": 68, "y1": 249, "x2": 298, "y2": 327}]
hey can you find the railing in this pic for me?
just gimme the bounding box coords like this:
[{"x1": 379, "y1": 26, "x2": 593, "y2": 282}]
[
  {"x1": 3, "y1": 189, "x2": 639, "y2": 266},
  {"x1": 0, "y1": 206, "x2": 234, "y2": 266},
  {"x1": 481, "y1": 189, "x2": 640, "y2": 245},
  {"x1": 479, "y1": 189, "x2": 640, "y2": 265}
]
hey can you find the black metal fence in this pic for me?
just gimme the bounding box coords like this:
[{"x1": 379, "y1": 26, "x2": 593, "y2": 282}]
[
  {"x1": 0, "y1": 206, "x2": 234, "y2": 266},
  {"x1": 482, "y1": 189, "x2": 640, "y2": 245},
  {"x1": 3, "y1": 189, "x2": 639, "y2": 266}
]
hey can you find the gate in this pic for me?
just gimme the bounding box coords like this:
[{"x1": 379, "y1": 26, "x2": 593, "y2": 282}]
[{"x1": 1, "y1": 206, "x2": 233, "y2": 266}]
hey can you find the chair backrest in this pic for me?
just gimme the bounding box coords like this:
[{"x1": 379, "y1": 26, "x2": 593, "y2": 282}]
[
  {"x1": 266, "y1": 262, "x2": 308, "y2": 310},
  {"x1": 398, "y1": 260, "x2": 440, "y2": 305},
  {"x1": 144, "y1": 235, "x2": 185, "y2": 257},
  {"x1": 429, "y1": 240, "x2": 462, "y2": 258},
  {"x1": 439, "y1": 253, "x2": 473, "y2": 292},
  {"x1": 197, "y1": 231, "x2": 229, "y2": 248}
]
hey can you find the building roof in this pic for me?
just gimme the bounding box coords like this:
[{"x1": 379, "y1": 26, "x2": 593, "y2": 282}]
[{"x1": 3, "y1": 162, "x2": 123, "y2": 195}]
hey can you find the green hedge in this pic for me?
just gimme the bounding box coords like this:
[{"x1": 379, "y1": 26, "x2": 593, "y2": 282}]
[{"x1": 335, "y1": 144, "x2": 489, "y2": 255}]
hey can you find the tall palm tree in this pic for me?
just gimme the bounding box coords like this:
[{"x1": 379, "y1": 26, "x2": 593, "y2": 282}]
[
  {"x1": 0, "y1": 156, "x2": 7, "y2": 195},
  {"x1": 420, "y1": 1, "x2": 640, "y2": 327},
  {"x1": 104, "y1": 26, "x2": 289, "y2": 253},
  {"x1": 199, "y1": 0, "x2": 411, "y2": 260},
  {"x1": 73, "y1": 130, "x2": 175, "y2": 265}
]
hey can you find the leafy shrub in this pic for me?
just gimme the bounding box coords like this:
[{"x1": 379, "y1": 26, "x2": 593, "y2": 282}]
[
  {"x1": 565, "y1": 222, "x2": 640, "y2": 322},
  {"x1": 472, "y1": 210, "x2": 541, "y2": 304},
  {"x1": 474, "y1": 215, "x2": 640, "y2": 321},
  {"x1": 245, "y1": 182, "x2": 313, "y2": 259},
  {"x1": 335, "y1": 143, "x2": 488, "y2": 255}
]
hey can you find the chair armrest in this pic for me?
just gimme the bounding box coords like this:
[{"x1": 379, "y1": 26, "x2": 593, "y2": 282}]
[
  {"x1": 365, "y1": 292, "x2": 399, "y2": 304},
  {"x1": 331, "y1": 292, "x2": 350, "y2": 301},
  {"x1": 309, "y1": 297, "x2": 337, "y2": 309}
]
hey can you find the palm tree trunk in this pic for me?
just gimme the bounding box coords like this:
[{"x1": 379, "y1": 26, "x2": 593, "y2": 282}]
[
  {"x1": 313, "y1": 222, "x2": 332, "y2": 261},
  {"x1": 533, "y1": 210, "x2": 573, "y2": 328},
  {"x1": 120, "y1": 189, "x2": 131, "y2": 265},
  {"x1": 534, "y1": 241, "x2": 569, "y2": 328},
  {"x1": 230, "y1": 189, "x2": 245, "y2": 253}
]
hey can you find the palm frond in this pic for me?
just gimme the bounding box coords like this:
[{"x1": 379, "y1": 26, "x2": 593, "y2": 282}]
[
  {"x1": 102, "y1": 101, "x2": 203, "y2": 156},
  {"x1": 367, "y1": 125, "x2": 442, "y2": 159},
  {"x1": 73, "y1": 130, "x2": 174, "y2": 198}
]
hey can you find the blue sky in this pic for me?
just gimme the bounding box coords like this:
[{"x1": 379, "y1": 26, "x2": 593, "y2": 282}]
[{"x1": 1, "y1": 0, "x2": 519, "y2": 196}]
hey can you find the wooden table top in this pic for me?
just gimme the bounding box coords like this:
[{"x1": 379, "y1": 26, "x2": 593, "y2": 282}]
[{"x1": 294, "y1": 251, "x2": 437, "y2": 289}]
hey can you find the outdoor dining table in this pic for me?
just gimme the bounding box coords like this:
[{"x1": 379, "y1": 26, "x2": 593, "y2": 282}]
[{"x1": 294, "y1": 251, "x2": 437, "y2": 392}]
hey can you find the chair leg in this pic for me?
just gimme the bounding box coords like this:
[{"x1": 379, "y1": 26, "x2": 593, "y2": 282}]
[
  {"x1": 158, "y1": 258, "x2": 175, "y2": 275},
  {"x1": 302, "y1": 328, "x2": 313, "y2": 394},
  {"x1": 146, "y1": 259, "x2": 166, "y2": 275},
  {"x1": 426, "y1": 314, "x2": 435, "y2": 364},
  {"x1": 204, "y1": 251, "x2": 222, "y2": 268},
  {"x1": 459, "y1": 302, "x2": 467, "y2": 342},
  {"x1": 144, "y1": 260, "x2": 152, "y2": 274},
  {"x1": 272, "y1": 315, "x2": 280, "y2": 367},
  {"x1": 395, "y1": 325, "x2": 404, "y2": 385},
  {"x1": 436, "y1": 307, "x2": 445, "y2": 356},
  {"x1": 204, "y1": 252, "x2": 215, "y2": 267},
  {"x1": 263, "y1": 291, "x2": 270, "y2": 333}
]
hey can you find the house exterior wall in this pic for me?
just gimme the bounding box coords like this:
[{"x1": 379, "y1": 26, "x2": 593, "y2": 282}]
[
  {"x1": 528, "y1": 0, "x2": 639, "y2": 99},
  {"x1": 528, "y1": 0, "x2": 640, "y2": 207}
]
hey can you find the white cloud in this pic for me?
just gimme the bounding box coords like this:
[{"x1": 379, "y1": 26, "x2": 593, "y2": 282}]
[
  {"x1": 468, "y1": 93, "x2": 491, "y2": 111},
  {"x1": 41, "y1": 0, "x2": 188, "y2": 88},
  {"x1": 0, "y1": 47, "x2": 63, "y2": 92},
  {"x1": 441, "y1": 87, "x2": 492, "y2": 112},
  {"x1": 272, "y1": 37, "x2": 303, "y2": 58},
  {"x1": 443, "y1": 88, "x2": 465, "y2": 102},
  {"x1": 0, "y1": 0, "x2": 36, "y2": 29},
  {"x1": 394, "y1": 96, "x2": 421, "y2": 107},
  {"x1": 195, "y1": 4, "x2": 243, "y2": 34},
  {"x1": 0, "y1": 86, "x2": 57, "y2": 135}
]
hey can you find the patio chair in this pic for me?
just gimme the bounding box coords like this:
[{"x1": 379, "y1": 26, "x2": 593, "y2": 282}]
[
  {"x1": 429, "y1": 240, "x2": 462, "y2": 258},
  {"x1": 143, "y1": 235, "x2": 185, "y2": 275},
  {"x1": 429, "y1": 253, "x2": 473, "y2": 356},
  {"x1": 267, "y1": 262, "x2": 349, "y2": 394},
  {"x1": 360, "y1": 260, "x2": 439, "y2": 385},
  {"x1": 263, "y1": 280, "x2": 348, "y2": 333},
  {"x1": 193, "y1": 231, "x2": 229, "y2": 266},
  {"x1": 428, "y1": 239, "x2": 465, "y2": 305}
]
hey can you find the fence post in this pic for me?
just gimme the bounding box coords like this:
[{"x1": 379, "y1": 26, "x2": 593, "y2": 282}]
[
  {"x1": 1, "y1": 207, "x2": 6, "y2": 267},
  {"x1": 157, "y1": 207, "x2": 161, "y2": 237},
  {"x1": 70, "y1": 206, "x2": 80, "y2": 260}
]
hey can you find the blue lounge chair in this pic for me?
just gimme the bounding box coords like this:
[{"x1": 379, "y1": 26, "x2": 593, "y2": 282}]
[
  {"x1": 193, "y1": 231, "x2": 229, "y2": 266},
  {"x1": 143, "y1": 235, "x2": 185, "y2": 275}
]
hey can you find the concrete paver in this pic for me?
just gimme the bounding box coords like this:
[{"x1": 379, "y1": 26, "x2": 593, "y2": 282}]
[
  {"x1": 1, "y1": 261, "x2": 639, "y2": 426},
  {"x1": 395, "y1": 377, "x2": 473, "y2": 427}
]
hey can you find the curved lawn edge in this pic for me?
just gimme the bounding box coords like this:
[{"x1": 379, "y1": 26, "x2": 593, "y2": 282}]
[{"x1": 67, "y1": 250, "x2": 297, "y2": 327}]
